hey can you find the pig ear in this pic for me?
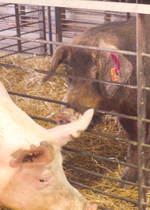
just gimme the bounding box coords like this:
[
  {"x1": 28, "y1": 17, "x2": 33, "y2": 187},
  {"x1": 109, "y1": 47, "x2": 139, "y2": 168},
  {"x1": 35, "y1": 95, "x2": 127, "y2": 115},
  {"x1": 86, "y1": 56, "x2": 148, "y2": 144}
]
[
  {"x1": 101, "y1": 51, "x2": 133, "y2": 98},
  {"x1": 47, "y1": 109, "x2": 94, "y2": 147},
  {"x1": 9, "y1": 144, "x2": 54, "y2": 168},
  {"x1": 43, "y1": 46, "x2": 68, "y2": 82}
]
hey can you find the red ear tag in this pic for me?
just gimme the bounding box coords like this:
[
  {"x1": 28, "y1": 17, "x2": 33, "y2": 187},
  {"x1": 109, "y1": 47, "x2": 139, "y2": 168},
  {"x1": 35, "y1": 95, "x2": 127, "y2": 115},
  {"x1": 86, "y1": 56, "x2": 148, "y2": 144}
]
[{"x1": 111, "y1": 67, "x2": 119, "y2": 82}]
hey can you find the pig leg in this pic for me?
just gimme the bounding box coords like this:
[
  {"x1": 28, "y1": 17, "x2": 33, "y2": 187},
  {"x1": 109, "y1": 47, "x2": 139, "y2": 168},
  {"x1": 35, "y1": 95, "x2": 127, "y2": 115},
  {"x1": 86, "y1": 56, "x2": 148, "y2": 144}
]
[{"x1": 117, "y1": 118, "x2": 138, "y2": 189}]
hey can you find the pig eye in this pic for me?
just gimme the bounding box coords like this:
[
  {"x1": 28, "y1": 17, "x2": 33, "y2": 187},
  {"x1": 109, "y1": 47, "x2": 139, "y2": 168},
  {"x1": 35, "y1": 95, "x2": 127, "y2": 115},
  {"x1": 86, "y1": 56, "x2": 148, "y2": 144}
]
[
  {"x1": 95, "y1": 72, "x2": 99, "y2": 79},
  {"x1": 91, "y1": 67, "x2": 99, "y2": 79}
]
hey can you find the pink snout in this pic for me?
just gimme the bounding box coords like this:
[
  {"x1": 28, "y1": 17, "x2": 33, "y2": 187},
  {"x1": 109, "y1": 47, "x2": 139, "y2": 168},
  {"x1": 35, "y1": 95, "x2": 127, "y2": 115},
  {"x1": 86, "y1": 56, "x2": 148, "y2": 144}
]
[
  {"x1": 56, "y1": 109, "x2": 82, "y2": 125},
  {"x1": 56, "y1": 114, "x2": 71, "y2": 125}
]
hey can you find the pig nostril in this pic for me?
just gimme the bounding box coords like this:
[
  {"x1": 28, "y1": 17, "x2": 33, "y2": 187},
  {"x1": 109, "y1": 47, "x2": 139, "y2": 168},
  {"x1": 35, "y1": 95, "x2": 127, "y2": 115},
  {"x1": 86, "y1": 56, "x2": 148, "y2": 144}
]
[
  {"x1": 59, "y1": 120, "x2": 64, "y2": 124},
  {"x1": 56, "y1": 114, "x2": 71, "y2": 125},
  {"x1": 39, "y1": 179, "x2": 45, "y2": 182}
]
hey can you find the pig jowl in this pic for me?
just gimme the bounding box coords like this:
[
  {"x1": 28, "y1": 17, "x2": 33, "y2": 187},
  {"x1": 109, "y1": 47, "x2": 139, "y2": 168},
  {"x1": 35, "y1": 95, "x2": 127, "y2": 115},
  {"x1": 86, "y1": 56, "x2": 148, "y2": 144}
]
[
  {"x1": 0, "y1": 81, "x2": 97, "y2": 210},
  {"x1": 43, "y1": 16, "x2": 150, "y2": 189}
]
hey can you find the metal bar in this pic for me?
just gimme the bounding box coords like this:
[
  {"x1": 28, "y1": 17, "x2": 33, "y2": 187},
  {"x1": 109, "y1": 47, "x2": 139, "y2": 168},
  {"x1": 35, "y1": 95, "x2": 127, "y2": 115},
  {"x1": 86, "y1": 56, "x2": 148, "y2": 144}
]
[
  {"x1": 62, "y1": 10, "x2": 129, "y2": 18},
  {"x1": 0, "y1": 34, "x2": 137, "y2": 56},
  {"x1": 20, "y1": 29, "x2": 41, "y2": 36},
  {"x1": 0, "y1": 46, "x2": 41, "y2": 58},
  {"x1": 63, "y1": 163, "x2": 138, "y2": 187},
  {"x1": 142, "y1": 143, "x2": 150, "y2": 148},
  {"x1": 19, "y1": 20, "x2": 42, "y2": 28},
  {"x1": 0, "y1": 83, "x2": 137, "y2": 145},
  {"x1": 1, "y1": 1, "x2": 150, "y2": 15},
  {"x1": 0, "y1": 14, "x2": 15, "y2": 19},
  {"x1": 0, "y1": 3, "x2": 12, "y2": 6},
  {"x1": 19, "y1": 8, "x2": 41, "y2": 15},
  {"x1": 0, "y1": 41, "x2": 30, "y2": 50},
  {"x1": 30, "y1": 114, "x2": 137, "y2": 147},
  {"x1": 6, "y1": 87, "x2": 137, "y2": 120},
  {"x1": 14, "y1": 4, "x2": 22, "y2": 52},
  {"x1": 26, "y1": 113, "x2": 138, "y2": 146},
  {"x1": 141, "y1": 52, "x2": 150, "y2": 58},
  {"x1": 141, "y1": 202, "x2": 150, "y2": 208},
  {"x1": 30, "y1": 115, "x2": 56, "y2": 124},
  {"x1": 62, "y1": 146, "x2": 137, "y2": 168},
  {"x1": 0, "y1": 43, "x2": 18, "y2": 50},
  {"x1": 0, "y1": 49, "x2": 42, "y2": 58},
  {"x1": 97, "y1": 206, "x2": 110, "y2": 210},
  {"x1": 38, "y1": 6, "x2": 47, "y2": 55},
  {"x1": 69, "y1": 180, "x2": 138, "y2": 205},
  {"x1": 47, "y1": 6, "x2": 53, "y2": 55},
  {"x1": 55, "y1": 7, "x2": 63, "y2": 42},
  {"x1": 88, "y1": 129, "x2": 137, "y2": 145},
  {"x1": 0, "y1": 61, "x2": 138, "y2": 90},
  {"x1": 136, "y1": 14, "x2": 147, "y2": 210},
  {"x1": 0, "y1": 26, "x2": 17, "y2": 32},
  {"x1": 20, "y1": 5, "x2": 25, "y2": 24}
]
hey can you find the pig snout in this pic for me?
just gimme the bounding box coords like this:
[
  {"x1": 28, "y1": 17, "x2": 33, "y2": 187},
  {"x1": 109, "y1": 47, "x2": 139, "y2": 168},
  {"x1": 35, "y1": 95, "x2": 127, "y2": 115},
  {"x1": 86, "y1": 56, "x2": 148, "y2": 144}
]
[
  {"x1": 56, "y1": 108, "x2": 81, "y2": 125},
  {"x1": 56, "y1": 113, "x2": 71, "y2": 124}
]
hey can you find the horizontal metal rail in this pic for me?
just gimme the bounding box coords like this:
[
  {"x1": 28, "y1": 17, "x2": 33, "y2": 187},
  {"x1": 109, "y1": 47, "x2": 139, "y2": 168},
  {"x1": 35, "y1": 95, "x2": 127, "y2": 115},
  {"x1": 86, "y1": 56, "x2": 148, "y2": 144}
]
[
  {"x1": 19, "y1": 9, "x2": 41, "y2": 16},
  {"x1": 7, "y1": 90, "x2": 138, "y2": 123},
  {"x1": 0, "y1": 62, "x2": 138, "y2": 89},
  {"x1": 20, "y1": 29, "x2": 42, "y2": 36},
  {"x1": 0, "y1": 3, "x2": 12, "y2": 6},
  {"x1": 0, "y1": 34, "x2": 137, "y2": 56},
  {"x1": 30, "y1": 114, "x2": 137, "y2": 146},
  {"x1": 63, "y1": 9, "x2": 130, "y2": 17},
  {"x1": 0, "y1": 42, "x2": 28, "y2": 50},
  {"x1": 69, "y1": 180, "x2": 138, "y2": 205},
  {"x1": 63, "y1": 163, "x2": 138, "y2": 187},
  {"x1": 0, "y1": 26, "x2": 17, "y2": 32},
  {"x1": 0, "y1": 14, "x2": 15, "y2": 19},
  {"x1": 62, "y1": 146, "x2": 137, "y2": 169},
  {"x1": 0, "y1": 0, "x2": 150, "y2": 15},
  {"x1": 19, "y1": 20, "x2": 42, "y2": 28},
  {"x1": 0, "y1": 46, "x2": 41, "y2": 58}
]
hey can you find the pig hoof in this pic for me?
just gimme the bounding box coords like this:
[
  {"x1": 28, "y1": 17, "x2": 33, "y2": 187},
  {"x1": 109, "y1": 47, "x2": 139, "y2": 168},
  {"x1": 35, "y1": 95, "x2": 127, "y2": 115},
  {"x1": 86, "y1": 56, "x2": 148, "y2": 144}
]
[{"x1": 116, "y1": 166, "x2": 137, "y2": 189}]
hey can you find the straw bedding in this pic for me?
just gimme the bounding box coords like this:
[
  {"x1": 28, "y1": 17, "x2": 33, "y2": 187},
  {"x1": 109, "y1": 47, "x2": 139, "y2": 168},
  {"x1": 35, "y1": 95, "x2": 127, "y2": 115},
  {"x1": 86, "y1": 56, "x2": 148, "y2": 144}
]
[{"x1": 0, "y1": 53, "x2": 149, "y2": 210}]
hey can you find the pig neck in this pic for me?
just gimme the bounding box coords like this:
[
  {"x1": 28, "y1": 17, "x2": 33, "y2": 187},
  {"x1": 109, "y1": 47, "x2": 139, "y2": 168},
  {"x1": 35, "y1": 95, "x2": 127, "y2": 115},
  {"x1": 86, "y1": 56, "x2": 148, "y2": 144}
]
[{"x1": 111, "y1": 87, "x2": 137, "y2": 116}]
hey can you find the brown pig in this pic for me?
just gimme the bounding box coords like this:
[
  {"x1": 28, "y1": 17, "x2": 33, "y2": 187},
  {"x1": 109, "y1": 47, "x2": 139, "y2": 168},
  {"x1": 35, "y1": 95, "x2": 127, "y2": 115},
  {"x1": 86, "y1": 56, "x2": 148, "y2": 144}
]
[
  {"x1": 43, "y1": 16, "x2": 150, "y2": 189},
  {"x1": 0, "y1": 81, "x2": 97, "y2": 210}
]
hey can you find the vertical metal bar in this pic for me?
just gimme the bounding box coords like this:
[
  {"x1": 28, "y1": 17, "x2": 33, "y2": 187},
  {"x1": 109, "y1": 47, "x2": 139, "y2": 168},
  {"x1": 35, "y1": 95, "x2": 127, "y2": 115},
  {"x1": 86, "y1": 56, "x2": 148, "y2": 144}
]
[
  {"x1": 47, "y1": 6, "x2": 53, "y2": 55},
  {"x1": 55, "y1": 7, "x2": 62, "y2": 42},
  {"x1": 20, "y1": 5, "x2": 25, "y2": 25},
  {"x1": 14, "y1": 4, "x2": 22, "y2": 52},
  {"x1": 136, "y1": 13, "x2": 147, "y2": 210},
  {"x1": 38, "y1": 6, "x2": 47, "y2": 55},
  {"x1": 103, "y1": 0, "x2": 111, "y2": 23}
]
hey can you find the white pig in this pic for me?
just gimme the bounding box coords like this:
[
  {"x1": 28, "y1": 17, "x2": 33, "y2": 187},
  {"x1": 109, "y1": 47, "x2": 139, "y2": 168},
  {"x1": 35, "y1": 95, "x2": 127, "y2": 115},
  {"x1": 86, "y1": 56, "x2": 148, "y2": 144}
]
[{"x1": 0, "y1": 82, "x2": 97, "y2": 210}]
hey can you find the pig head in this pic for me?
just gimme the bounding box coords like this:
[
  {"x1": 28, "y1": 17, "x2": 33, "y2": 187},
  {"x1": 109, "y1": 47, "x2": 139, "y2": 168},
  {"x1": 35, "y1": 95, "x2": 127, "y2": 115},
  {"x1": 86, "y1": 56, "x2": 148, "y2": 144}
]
[
  {"x1": 0, "y1": 81, "x2": 97, "y2": 210},
  {"x1": 43, "y1": 16, "x2": 150, "y2": 189}
]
